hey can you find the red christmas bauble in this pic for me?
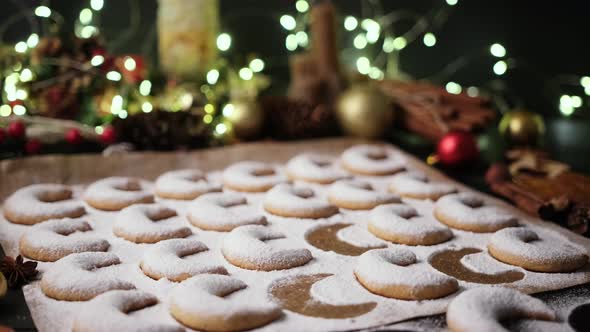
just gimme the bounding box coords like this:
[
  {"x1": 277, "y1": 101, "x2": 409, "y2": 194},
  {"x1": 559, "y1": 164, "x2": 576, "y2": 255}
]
[
  {"x1": 0, "y1": 128, "x2": 5, "y2": 144},
  {"x1": 436, "y1": 131, "x2": 479, "y2": 166},
  {"x1": 65, "y1": 128, "x2": 83, "y2": 145},
  {"x1": 7, "y1": 120, "x2": 26, "y2": 138},
  {"x1": 25, "y1": 139, "x2": 42, "y2": 154},
  {"x1": 100, "y1": 126, "x2": 117, "y2": 144}
]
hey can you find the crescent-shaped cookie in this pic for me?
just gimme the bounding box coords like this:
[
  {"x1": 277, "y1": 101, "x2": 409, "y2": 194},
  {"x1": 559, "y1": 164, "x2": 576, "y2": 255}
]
[
  {"x1": 169, "y1": 274, "x2": 281, "y2": 331},
  {"x1": 434, "y1": 192, "x2": 518, "y2": 232},
  {"x1": 354, "y1": 248, "x2": 458, "y2": 300},
  {"x1": 155, "y1": 169, "x2": 221, "y2": 200},
  {"x1": 222, "y1": 225, "x2": 312, "y2": 271},
  {"x1": 447, "y1": 287, "x2": 556, "y2": 332},
  {"x1": 263, "y1": 184, "x2": 339, "y2": 219},
  {"x1": 19, "y1": 218, "x2": 109, "y2": 262},
  {"x1": 41, "y1": 252, "x2": 134, "y2": 301},
  {"x1": 3, "y1": 184, "x2": 85, "y2": 225},
  {"x1": 488, "y1": 227, "x2": 588, "y2": 272}
]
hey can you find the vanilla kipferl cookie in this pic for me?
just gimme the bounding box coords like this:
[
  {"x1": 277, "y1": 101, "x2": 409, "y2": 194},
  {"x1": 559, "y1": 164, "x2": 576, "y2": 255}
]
[
  {"x1": 170, "y1": 274, "x2": 281, "y2": 332},
  {"x1": 187, "y1": 192, "x2": 267, "y2": 231},
  {"x1": 3, "y1": 184, "x2": 85, "y2": 225},
  {"x1": 222, "y1": 225, "x2": 312, "y2": 271},
  {"x1": 222, "y1": 161, "x2": 287, "y2": 192},
  {"x1": 488, "y1": 227, "x2": 588, "y2": 272},
  {"x1": 434, "y1": 192, "x2": 518, "y2": 232},
  {"x1": 447, "y1": 287, "x2": 556, "y2": 332},
  {"x1": 72, "y1": 290, "x2": 183, "y2": 332},
  {"x1": 263, "y1": 184, "x2": 338, "y2": 219},
  {"x1": 354, "y1": 248, "x2": 458, "y2": 300},
  {"x1": 140, "y1": 238, "x2": 228, "y2": 282},
  {"x1": 155, "y1": 169, "x2": 221, "y2": 200},
  {"x1": 113, "y1": 204, "x2": 191, "y2": 244},
  {"x1": 328, "y1": 179, "x2": 400, "y2": 210},
  {"x1": 340, "y1": 145, "x2": 405, "y2": 176},
  {"x1": 368, "y1": 204, "x2": 452, "y2": 246},
  {"x1": 41, "y1": 252, "x2": 134, "y2": 301},
  {"x1": 285, "y1": 153, "x2": 349, "y2": 184},
  {"x1": 388, "y1": 172, "x2": 456, "y2": 200},
  {"x1": 83, "y1": 177, "x2": 154, "y2": 211},
  {"x1": 19, "y1": 218, "x2": 109, "y2": 262}
]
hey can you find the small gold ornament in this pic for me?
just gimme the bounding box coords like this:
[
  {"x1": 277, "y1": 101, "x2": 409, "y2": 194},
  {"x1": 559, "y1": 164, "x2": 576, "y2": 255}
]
[
  {"x1": 224, "y1": 99, "x2": 265, "y2": 139},
  {"x1": 498, "y1": 110, "x2": 545, "y2": 146},
  {"x1": 0, "y1": 272, "x2": 6, "y2": 298},
  {"x1": 336, "y1": 84, "x2": 394, "y2": 139}
]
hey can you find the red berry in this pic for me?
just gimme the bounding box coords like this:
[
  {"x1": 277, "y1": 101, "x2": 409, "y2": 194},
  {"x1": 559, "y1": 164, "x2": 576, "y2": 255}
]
[
  {"x1": 100, "y1": 126, "x2": 117, "y2": 144},
  {"x1": 7, "y1": 120, "x2": 26, "y2": 138},
  {"x1": 25, "y1": 139, "x2": 42, "y2": 154},
  {"x1": 0, "y1": 128, "x2": 5, "y2": 144},
  {"x1": 65, "y1": 128, "x2": 83, "y2": 145}
]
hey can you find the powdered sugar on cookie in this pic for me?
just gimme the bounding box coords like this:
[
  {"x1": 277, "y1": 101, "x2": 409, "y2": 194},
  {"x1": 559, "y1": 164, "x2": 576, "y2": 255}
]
[
  {"x1": 20, "y1": 218, "x2": 109, "y2": 262},
  {"x1": 155, "y1": 169, "x2": 221, "y2": 200},
  {"x1": 4, "y1": 184, "x2": 85, "y2": 225}
]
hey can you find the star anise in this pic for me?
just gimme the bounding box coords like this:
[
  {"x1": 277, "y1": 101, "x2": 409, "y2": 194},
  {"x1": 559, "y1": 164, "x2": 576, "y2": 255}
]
[{"x1": 0, "y1": 255, "x2": 38, "y2": 288}]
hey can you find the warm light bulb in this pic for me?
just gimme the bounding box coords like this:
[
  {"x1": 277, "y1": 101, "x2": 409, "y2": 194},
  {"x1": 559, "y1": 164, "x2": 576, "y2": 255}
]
[{"x1": 217, "y1": 33, "x2": 232, "y2": 51}]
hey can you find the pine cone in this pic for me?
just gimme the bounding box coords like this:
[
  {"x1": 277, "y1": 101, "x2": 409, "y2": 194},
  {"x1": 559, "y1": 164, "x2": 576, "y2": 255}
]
[
  {"x1": 0, "y1": 255, "x2": 38, "y2": 288},
  {"x1": 112, "y1": 109, "x2": 211, "y2": 150},
  {"x1": 260, "y1": 96, "x2": 337, "y2": 140}
]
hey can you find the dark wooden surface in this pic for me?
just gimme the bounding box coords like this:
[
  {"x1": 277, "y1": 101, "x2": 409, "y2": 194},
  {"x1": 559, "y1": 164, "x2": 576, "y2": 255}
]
[{"x1": 1, "y1": 117, "x2": 588, "y2": 331}]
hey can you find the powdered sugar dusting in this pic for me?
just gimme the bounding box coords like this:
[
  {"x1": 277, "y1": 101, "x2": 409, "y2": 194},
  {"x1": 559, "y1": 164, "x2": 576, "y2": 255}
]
[
  {"x1": 435, "y1": 192, "x2": 518, "y2": 231},
  {"x1": 20, "y1": 217, "x2": 109, "y2": 261},
  {"x1": 355, "y1": 248, "x2": 455, "y2": 291},
  {"x1": 328, "y1": 179, "x2": 400, "y2": 208},
  {"x1": 155, "y1": 169, "x2": 221, "y2": 199},
  {"x1": 264, "y1": 184, "x2": 338, "y2": 218},
  {"x1": 488, "y1": 227, "x2": 588, "y2": 270},
  {"x1": 0, "y1": 142, "x2": 590, "y2": 332},
  {"x1": 222, "y1": 161, "x2": 287, "y2": 191},
  {"x1": 73, "y1": 290, "x2": 183, "y2": 332},
  {"x1": 222, "y1": 225, "x2": 312, "y2": 271},
  {"x1": 389, "y1": 171, "x2": 456, "y2": 199},
  {"x1": 447, "y1": 287, "x2": 555, "y2": 332},
  {"x1": 460, "y1": 251, "x2": 523, "y2": 276},
  {"x1": 113, "y1": 204, "x2": 191, "y2": 243},
  {"x1": 340, "y1": 145, "x2": 406, "y2": 175},
  {"x1": 187, "y1": 192, "x2": 266, "y2": 231},
  {"x1": 140, "y1": 238, "x2": 227, "y2": 282},
  {"x1": 286, "y1": 153, "x2": 349, "y2": 183},
  {"x1": 4, "y1": 184, "x2": 85, "y2": 224}
]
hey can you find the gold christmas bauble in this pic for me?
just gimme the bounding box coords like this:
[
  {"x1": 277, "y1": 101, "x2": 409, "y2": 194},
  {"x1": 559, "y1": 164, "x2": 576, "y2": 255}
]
[
  {"x1": 0, "y1": 272, "x2": 6, "y2": 298},
  {"x1": 498, "y1": 110, "x2": 545, "y2": 146},
  {"x1": 336, "y1": 84, "x2": 394, "y2": 139},
  {"x1": 225, "y1": 99, "x2": 265, "y2": 139}
]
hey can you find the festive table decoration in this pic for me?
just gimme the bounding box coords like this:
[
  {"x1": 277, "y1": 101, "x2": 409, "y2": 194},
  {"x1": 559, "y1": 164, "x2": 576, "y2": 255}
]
[
  {"x1": 486, "y1": 150, "x2": 590, "y2": 236},
  {"x1": 434, "y1": 131, "x2": 480, "y2": 166},
  {"x1": 0, "y1": 272, "x2": 6, "y2": 298},
  {"x1": 379, "y1": 80, "x2": 496, "y2": 142},
  {"x1": 335, "y1": 84, "x2": 394, "y2": 139},
  {"x1": 0, "y1": 255, "x2": 38, "y2": 288},
  {"x1": 225, "y1": 98, "x2": 265, "y2": 140},
  {"x1": 498, "y1": 110, "x2": 546, "y2": 147}
]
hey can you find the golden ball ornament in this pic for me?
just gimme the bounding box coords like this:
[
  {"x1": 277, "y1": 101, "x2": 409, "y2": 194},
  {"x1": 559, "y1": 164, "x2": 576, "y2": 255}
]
[
  {"x1": 224, "y1": 99, "x2": 265, "y2": 139},
  {"x1": 336, "y1": 84, "x2": 394, "y2": 139},
  {"x1": 0, "y1": 272, "x2": 6, "y2": 298},
  {"x1": 498, "y1": 110, "x2": 545, "y2": 146}
]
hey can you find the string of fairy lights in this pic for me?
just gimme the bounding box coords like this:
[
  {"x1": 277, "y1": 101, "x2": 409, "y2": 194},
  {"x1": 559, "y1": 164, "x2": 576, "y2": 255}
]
[
  {"x1": 274, "y1": 0, "x2": 588, "y2": 117},
  {"x1": 0, "y1": 0, "x2": 587, "y2": 133}
]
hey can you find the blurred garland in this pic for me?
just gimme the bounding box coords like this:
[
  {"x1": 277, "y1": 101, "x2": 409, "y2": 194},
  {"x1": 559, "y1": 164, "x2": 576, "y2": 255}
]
[
  {"x1": 0, "y1": 0, "x2": 587, "y2": 160},
  {"x1": 0, "y1": 1, "x2": 270, "y2": 158}
]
